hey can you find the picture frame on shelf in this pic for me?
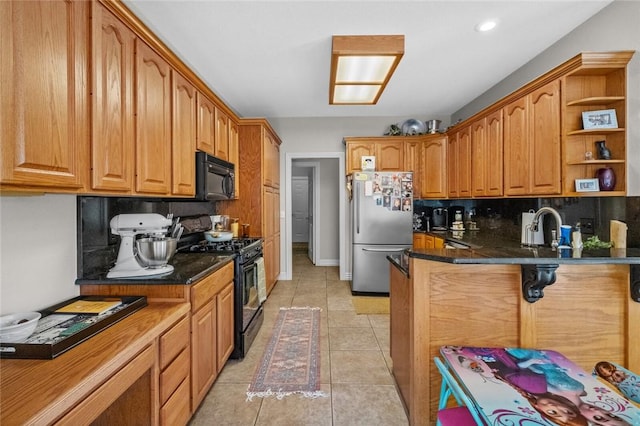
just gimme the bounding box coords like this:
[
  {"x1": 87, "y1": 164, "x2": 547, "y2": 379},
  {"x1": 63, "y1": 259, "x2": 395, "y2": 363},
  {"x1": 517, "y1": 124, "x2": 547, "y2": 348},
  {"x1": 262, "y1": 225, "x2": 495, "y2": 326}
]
[
  {"x1": 582, "y1": 109, "x2": 618, "y2": 130},
  {"x1": 575, "y1": 178, "x2": 600, "y2": 192}
]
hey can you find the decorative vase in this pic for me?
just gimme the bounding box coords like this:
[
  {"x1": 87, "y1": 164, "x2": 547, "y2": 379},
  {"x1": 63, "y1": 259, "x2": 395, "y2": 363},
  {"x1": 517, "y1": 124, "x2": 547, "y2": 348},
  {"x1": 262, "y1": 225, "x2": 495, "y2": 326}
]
[
  {"x1": 595, "y1": 140, "x2": 611, "y2": 160},
  {"x1": 596, "y1": 167, "x2": 616, "y2": 191}
]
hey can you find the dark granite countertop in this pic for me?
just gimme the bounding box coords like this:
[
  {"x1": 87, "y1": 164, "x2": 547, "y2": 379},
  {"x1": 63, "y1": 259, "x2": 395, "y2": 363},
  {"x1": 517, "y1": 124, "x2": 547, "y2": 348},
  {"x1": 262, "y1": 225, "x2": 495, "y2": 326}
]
[
  {"x1": 75, "y1": 253, "x2": 235, "y2": 285},
  {"x1": 410, "y1": 230, "x2": 640, "y2": 264},
  {"x1": 409, "y1": 246, "x2": 640, "y2": 264}
]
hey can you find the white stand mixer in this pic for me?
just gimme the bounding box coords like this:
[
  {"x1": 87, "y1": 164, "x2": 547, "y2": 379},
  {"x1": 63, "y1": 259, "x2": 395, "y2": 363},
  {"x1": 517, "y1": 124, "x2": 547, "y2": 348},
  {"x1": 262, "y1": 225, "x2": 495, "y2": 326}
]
[{"x1": 107, "y1": 213, "x2": 174, "y2": 278}]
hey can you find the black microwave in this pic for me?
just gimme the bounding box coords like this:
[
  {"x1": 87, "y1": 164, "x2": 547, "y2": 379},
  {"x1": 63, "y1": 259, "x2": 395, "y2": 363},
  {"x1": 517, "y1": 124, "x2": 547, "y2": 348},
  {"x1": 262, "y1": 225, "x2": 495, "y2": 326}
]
[{"x1": 195, "y1": 152, "x2": 235, "y2": 201}]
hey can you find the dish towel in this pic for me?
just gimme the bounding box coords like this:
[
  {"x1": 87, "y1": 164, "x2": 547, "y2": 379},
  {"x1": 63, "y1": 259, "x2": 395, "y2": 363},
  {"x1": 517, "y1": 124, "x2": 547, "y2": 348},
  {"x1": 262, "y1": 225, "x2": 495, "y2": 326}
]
[{"x1": 256, "y1": 257, "x2": 267, "y2": 304}]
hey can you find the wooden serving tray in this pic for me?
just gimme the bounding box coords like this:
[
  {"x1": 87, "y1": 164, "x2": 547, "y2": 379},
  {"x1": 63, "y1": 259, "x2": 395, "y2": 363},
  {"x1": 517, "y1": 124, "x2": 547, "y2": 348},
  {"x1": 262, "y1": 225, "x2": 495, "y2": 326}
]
[{"x1": 0, "y1": 296, "x2": 147, "y2": 359}]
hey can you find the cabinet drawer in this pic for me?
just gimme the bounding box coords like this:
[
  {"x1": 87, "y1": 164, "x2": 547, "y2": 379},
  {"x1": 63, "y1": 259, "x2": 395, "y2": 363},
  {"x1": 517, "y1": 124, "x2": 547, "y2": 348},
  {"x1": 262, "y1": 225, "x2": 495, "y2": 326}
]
[
  {"x1": 160, "y1": 376, "x2": 191, "y2": 426},
  {"x1": 159, "y1": 315, "x2": 189, "y2": 369},
  {"x1": 160, "y1": 346, "x2": 190, "y2": 405},
  {"x1": 191, "y1": 261, "x2": 234, "y2": 312}
]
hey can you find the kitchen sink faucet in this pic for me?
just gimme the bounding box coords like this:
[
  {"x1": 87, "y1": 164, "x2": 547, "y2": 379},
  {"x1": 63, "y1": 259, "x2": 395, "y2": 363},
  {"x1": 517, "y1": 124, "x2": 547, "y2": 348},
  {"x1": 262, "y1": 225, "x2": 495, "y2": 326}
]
[{"x1": 530, "y1": 207, "x2": 562, "y2": 249}]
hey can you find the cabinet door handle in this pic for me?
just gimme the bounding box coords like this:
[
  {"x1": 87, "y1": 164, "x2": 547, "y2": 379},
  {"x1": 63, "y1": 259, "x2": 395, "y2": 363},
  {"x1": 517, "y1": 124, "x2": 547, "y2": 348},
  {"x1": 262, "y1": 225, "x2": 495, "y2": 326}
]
[{"x1": 362, "y1": 248, "x2": 406, "y2": 253}]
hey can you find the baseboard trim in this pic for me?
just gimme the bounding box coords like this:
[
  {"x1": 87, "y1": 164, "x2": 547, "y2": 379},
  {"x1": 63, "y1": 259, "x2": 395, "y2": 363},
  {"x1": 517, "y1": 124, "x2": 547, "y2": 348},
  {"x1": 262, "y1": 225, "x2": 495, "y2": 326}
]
[{"x1": 315, "y1": 259, "x2": 339, "y2": 267}]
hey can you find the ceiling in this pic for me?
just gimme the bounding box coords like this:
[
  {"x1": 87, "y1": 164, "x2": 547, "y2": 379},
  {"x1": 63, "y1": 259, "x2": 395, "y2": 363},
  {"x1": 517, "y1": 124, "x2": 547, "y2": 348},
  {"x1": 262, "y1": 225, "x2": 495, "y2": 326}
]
[{"x1": 122, "y1": 0, "x2": 613, "y2": 122}]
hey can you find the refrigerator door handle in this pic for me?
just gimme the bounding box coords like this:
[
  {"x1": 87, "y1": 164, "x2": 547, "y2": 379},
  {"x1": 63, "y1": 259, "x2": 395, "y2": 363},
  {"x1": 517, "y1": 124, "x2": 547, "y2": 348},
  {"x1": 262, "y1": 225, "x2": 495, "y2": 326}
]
[
  {"x1": 362, "y1": 248, "x2": 406, "y2": 253},
  {"x1": 355, "y1": 180, "x2": 360, "y2": 234}
]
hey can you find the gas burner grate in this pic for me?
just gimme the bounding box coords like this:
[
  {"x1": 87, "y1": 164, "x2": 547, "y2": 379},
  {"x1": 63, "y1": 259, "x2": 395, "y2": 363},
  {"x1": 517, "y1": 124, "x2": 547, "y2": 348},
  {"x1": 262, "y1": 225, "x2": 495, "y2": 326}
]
[{"x1": 181, "y1": 237, "x2": 262, "y2": 254}]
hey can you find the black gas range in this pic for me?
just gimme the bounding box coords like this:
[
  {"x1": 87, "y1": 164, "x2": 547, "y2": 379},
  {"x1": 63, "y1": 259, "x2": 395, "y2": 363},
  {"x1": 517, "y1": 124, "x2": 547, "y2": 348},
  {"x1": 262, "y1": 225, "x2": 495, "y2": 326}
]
[{"x1": 178, "y1": 236, "x2": 264, "y2": 359}]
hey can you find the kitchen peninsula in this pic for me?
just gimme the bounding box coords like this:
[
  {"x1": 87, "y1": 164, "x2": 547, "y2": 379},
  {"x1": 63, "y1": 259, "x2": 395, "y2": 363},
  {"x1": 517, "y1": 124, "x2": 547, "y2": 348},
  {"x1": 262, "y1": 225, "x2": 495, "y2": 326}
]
[{"x1": 389, "y1": 243, "x2": 640, "y2": 425}]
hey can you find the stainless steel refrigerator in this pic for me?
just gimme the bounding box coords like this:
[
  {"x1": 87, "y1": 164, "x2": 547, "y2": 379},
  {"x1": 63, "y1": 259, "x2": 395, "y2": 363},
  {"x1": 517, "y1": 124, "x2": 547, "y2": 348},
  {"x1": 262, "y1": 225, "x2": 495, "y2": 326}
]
[{"x1": 351, "y1": 171, "x2": 413, "y2": 294}]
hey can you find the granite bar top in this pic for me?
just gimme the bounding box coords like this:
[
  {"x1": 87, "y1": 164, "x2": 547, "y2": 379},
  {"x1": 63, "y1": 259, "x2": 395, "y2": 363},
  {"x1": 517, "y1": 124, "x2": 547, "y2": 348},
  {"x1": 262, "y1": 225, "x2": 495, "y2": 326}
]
[
  {"x1": 75, "y1": 253, "x2": 235, "y2": 285},
  {"x1": 410, "y1": 230, "x2": 640, "y2": 264},
  {"x1": 409, "y1": 246, "x2": 640, "y2": 264}
]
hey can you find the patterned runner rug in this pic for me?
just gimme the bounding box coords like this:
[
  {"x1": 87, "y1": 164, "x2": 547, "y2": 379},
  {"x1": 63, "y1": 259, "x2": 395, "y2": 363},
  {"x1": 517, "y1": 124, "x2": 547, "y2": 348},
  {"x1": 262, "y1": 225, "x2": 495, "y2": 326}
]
[{"x1": 247, "y1": 307, "x2": 326, "y2": 400}]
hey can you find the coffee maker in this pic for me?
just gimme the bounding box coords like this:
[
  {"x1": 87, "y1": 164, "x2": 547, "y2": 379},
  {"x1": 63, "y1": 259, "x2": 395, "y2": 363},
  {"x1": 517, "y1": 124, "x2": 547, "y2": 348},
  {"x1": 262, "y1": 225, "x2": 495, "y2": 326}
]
[{"x1": 431, "y1": 208, "x2": 448, "y2": 231}]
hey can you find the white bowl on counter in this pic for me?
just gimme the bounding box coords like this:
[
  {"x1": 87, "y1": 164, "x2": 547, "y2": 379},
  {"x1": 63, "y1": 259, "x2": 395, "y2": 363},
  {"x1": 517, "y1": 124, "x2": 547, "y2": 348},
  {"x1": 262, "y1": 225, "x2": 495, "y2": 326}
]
[
  {"x1": 0, "y1": 312, "x2": 42, "y2": 343},
  {"x1": 205, "y1": 230, "x2": 233, "y2": 242}
]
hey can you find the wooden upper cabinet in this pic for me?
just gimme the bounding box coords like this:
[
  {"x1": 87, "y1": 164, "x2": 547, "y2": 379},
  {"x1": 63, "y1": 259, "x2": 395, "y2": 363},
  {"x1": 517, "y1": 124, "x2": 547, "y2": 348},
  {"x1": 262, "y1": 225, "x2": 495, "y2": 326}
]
[
  {"x1": 344, "y1": 137, "x2": 404, "y2": 174},
  {"x1": 376, "y1": 141, "x2": 404, "y2": 171},
  {"x1": 228, "y1": 119, "x2": 239, "y2": 198},
  {"x1": 404, "y1": 139, "x2": 421, "y2": 197},
  {"x1": 503, "y1": 97, "x2": 528, "y2": 195},
  {"x1": 91, "y1": 1, "x2": 135, "y2": 193},
  {"x1": 196, "y1": 93, "x2": 215, "y2": 155},
  {"x1": 471, "y1": 109, "x2": 503, "y2": 197},
  {"x1": 471, "y1": 119, "x2": 487, "y2": 197},
  {"x1": 215, "y1": 107, "x2": 229, "y2": 161},
  {"x1": 446, "y1": 132, "x2": 458, "y2": 198},
  {"x1": 345, "y1": 141, "x2": 374, "y2": 173},
  {"x1": 485, "y1": 110, "x2": 504, "y2": 196},
  {"x1": 529, "y1": 81, "x2": 561, "y2": 195},
  {"x1": 421, "y1": 135, "x2": 447, "y2": 199},
  {"x1": 447, "y1": 126, "x2": 471, "y2": 198},
  {"x1": 263, "y1": 130, "x2": 280, "y2": 188},
  {"x1": 504, "y1": 80, "x2": 561, "y2": 196},
  {"x1": 1, "y1": 0, "x2": 89, "y2": 190},
  {"x1": 172, "y1": 72, "x2": 197, "y2": 196},
  {"x1": 135, "y1": 39, "x2": 172, "y2": 194}
]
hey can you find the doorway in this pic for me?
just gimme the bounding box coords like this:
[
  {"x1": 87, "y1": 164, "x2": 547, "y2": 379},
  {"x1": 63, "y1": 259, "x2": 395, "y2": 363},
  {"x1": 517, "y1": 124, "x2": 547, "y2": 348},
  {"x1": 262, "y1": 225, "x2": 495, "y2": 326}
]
[
  {"x1": 292, "y1": 174, "x2": 313, "y2": 262},
  {"x1": 283, "y1": 152, "x2": 346, "y2": 281}
]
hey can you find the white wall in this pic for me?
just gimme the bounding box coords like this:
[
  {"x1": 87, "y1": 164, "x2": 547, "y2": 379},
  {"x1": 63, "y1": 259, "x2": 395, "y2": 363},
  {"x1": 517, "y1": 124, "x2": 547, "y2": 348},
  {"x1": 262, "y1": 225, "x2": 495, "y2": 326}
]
[
  {"x1": 316, "y1": 158, "x2": 340, "y2": 264},
  {"x1": 453, "y1": 1, "x2": 640, "y2": 195},
  {"x1": 0, "y1": 194, "x2": 79, "y2": 314}
]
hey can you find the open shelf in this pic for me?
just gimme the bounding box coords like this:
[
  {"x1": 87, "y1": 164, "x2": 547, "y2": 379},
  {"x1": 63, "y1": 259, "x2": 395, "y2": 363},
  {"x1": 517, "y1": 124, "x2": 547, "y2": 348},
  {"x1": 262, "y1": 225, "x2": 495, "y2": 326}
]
[
  {"x1": 565, "y1": 190, "x2": 626, "y2": 198},
  {"x1": 566, "y1": 96, "x2": 625, "y2": 106},
  {"x1": 567, "y1": 128, "x2": 625, "y2": 136},
  {"x1": 566, "y1": 159, "x2": 624, "y2": 166}
]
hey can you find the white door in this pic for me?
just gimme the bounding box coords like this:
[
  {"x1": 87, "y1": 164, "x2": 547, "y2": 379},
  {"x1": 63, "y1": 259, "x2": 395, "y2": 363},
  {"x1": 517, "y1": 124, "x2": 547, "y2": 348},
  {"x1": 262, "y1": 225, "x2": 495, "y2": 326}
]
[{"x1": 292, "y1": 177, "x2": 309, "y2": 243}]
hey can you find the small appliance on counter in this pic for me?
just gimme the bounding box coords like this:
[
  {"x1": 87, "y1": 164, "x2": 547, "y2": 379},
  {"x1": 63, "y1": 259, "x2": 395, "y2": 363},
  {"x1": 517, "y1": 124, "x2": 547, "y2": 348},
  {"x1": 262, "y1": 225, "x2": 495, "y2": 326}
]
[
  {"x1": 432, "y1": 207, "x2": 448, "y2": 231},
  {"x1": 107, "y1": 213, "x2": 176, "y2": 278}
]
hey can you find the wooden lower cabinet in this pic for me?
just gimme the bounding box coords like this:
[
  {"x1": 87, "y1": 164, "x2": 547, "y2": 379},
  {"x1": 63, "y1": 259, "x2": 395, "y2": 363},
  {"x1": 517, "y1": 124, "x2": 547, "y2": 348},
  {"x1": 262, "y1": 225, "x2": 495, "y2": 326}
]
[
  {"x1": 58, "y1": 344, "x2": 156, "y2": 426},
  {"x1": 191, "y1": 298, "x2": 217, "y2": 411},
  {"x1": 391, "y1": 259, "x2": 639, "y2": 425},
  {"x1": 390, "y1": 264, "x2": 411, "y2": 414},
  {"x1": 78, "y1": 260, "x2": 236, "y2": 422},
  {"x1": 159, "y1": 316, "x2": 191, "y2": 425},
  {"x1": 412, "y1": 233, "x2": 444, "y2": 249},
  {"x1": 1, "y1": 303, "x2": 190, "y2": 425},
  {"x1": 190, "y1": 262, "x2": 234, "y2": 411},
  {"x1": 216, "y1": 281, "x2": 235, "y2": 373}
]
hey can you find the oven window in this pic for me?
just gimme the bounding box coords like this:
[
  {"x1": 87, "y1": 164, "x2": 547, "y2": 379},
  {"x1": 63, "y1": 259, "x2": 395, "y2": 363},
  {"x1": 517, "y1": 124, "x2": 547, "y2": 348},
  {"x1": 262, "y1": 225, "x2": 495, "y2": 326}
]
[{"x1": 242, "y1": 261, "x2": 260, "y2": 329}]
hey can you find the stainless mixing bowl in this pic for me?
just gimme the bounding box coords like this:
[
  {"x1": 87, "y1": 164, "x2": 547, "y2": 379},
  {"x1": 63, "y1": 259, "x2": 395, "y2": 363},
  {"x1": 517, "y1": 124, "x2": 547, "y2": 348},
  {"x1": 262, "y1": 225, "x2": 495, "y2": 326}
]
[{"x1": 136, "y1": 237, "x2": 177, "y2": 268}]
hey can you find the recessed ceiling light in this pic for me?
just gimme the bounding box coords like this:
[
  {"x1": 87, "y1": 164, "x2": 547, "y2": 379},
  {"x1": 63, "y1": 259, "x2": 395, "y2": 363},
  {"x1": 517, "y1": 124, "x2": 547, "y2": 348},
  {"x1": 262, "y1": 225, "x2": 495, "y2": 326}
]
[{"x1": 475, "y1": 20, "x2": 498, "y2": 32}]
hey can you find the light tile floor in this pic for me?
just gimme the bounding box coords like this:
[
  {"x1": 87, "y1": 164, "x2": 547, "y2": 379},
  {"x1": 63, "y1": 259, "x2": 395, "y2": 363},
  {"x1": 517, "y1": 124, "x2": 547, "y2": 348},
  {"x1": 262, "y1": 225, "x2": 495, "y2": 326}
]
[{"x1": 189, "y1": 249, "x2": 409, "y2": 425}]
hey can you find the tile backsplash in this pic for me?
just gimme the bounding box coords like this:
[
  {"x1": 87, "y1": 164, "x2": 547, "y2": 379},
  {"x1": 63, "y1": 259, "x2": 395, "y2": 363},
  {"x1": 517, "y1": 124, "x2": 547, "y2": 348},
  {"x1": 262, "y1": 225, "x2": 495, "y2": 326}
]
[
  {"x1": 77, "y1": 196, "x2": 217, "y2": 278},
  {"x1": 415, "y1": 196, "x2": 638, "y2": 247}
]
